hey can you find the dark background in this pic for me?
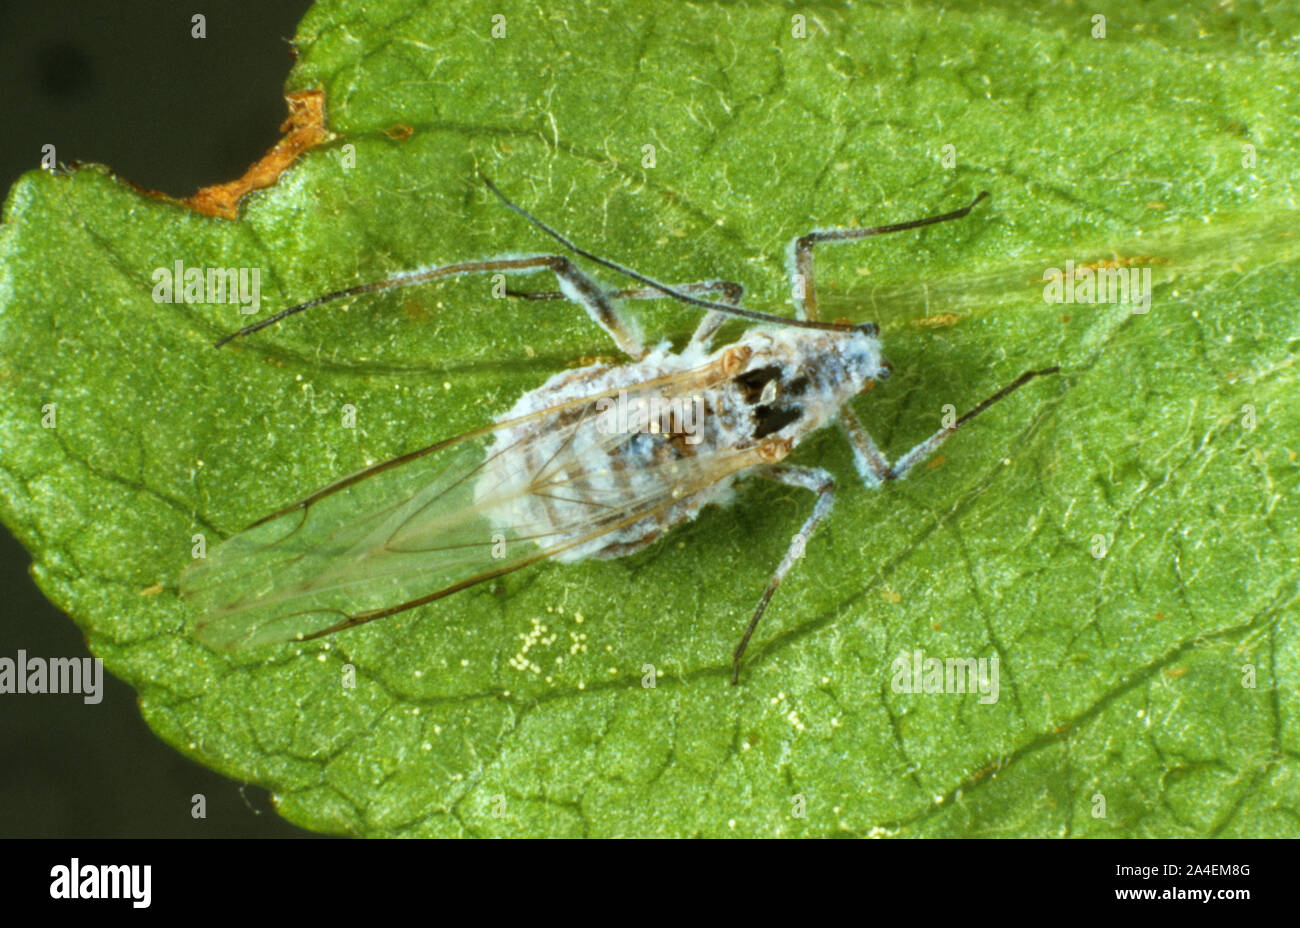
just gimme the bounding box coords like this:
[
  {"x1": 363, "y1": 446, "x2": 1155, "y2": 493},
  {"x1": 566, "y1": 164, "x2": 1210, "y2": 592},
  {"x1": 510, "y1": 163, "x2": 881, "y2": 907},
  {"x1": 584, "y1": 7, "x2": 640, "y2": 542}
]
[{"x1": 0, "y1": 0, "x2": 319, "y2": 837}]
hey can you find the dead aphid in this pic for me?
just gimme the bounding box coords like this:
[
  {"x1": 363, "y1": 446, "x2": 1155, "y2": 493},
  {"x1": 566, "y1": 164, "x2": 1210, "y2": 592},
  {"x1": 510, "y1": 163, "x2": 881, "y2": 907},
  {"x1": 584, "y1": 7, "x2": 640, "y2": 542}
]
[{"x1": 181, "y1": 176, "x2": 1058, "y2": 684}]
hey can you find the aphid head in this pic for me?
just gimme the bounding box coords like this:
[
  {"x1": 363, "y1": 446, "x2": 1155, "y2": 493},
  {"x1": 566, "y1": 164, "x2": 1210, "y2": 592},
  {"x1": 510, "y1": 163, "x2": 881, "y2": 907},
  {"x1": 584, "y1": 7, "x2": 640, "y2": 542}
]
[
  {"x1": 728, "y1": 323, "x2": 889, "y2": 442},
  {"x1": 837, "y1": 321, "x2": 890, "y2": 393}
]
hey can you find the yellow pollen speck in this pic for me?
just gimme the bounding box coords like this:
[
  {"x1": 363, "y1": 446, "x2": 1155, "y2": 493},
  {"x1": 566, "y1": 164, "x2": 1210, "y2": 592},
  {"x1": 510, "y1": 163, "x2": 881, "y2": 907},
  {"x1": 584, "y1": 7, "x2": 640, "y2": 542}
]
[{"x1": 509, "y1": 617, "x2": 558, "y2": 674}]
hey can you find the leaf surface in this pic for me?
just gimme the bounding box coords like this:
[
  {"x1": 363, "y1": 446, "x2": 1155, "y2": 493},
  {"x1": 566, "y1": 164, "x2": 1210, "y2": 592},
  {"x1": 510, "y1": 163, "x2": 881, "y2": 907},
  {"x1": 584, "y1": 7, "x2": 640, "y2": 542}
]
[{"x1": 1, "y1": 0, "x2": 1297, "y2": 836}]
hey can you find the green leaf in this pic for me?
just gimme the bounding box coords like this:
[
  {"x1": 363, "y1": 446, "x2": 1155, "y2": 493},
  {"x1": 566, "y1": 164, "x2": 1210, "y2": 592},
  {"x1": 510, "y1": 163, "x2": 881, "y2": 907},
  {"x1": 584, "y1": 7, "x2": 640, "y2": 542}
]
[{"x1": 2, "y1": 0, "x2": 1298, "y2": 837}]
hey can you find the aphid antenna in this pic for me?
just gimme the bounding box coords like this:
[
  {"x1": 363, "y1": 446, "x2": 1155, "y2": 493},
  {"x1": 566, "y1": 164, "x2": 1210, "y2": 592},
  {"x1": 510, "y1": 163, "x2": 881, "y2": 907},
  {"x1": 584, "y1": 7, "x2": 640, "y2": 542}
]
[
  {"x1": 479, "y1": 173, "x2": 863, "y2": 334},
  {"x1": 482, "y1": 174, "x2": 991, "y2": 339}
]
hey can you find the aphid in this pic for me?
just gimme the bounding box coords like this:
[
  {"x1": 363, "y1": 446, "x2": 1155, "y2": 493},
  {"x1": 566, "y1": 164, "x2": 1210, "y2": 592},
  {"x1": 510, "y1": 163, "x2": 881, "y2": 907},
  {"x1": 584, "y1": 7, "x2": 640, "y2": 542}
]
[{"x1": 180, "y1": 175, "x2": 1058, "y2": 683}]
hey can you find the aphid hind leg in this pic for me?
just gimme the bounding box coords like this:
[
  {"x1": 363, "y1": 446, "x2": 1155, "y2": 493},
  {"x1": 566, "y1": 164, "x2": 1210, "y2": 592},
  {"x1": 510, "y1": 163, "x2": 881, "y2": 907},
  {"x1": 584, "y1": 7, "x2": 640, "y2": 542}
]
[
  {"x1": 838, "y1": 366, "x2": 1059, "y2": 486},
  {"x1": 789, "y1": 191, "x2": 990, "y2": 321},
  {"x1": 732, "y1": 465, "x2": 835, "y2": 685},
  {"x1": 507, "y1": 279, "x2": 745, "y2": 349}
]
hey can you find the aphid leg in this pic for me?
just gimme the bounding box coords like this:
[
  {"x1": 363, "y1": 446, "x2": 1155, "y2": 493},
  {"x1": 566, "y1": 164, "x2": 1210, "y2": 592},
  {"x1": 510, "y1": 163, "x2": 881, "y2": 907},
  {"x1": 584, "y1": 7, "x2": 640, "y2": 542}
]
[
  {"x1": 506, "y1": 279, "x2": 745, "y2": 349},
  {"x1": 542, "y1": 257, "x2": 650, "y2": 359},
  {"x1": 688, "y1": 310, "x2": 730, "y2": 350},
  {"x1": 558, "y1": 279, "x2": 744, "y2": 348},
  {"x1": 837, "y1": 409, "x2": 891, "y2": 490},
  {"x1": 838, "y1": 366, "x2": 1060, "y2": 486},
  {"x1": 732, "y1": 464, "x2": 835, "y2": 685},
  {"x1": 507, "y1": 279, "x2": 742, "y2": 303},
  {"x1": 215, "y1": 255, "x2": 647, "y2": 358},
  {"x1": 687, "y1": 281, "x2": 742, "y2": 348},
  {"x1": 790, "y1": 191, "x2": 990, "y2": 321},
  {"x1": 483, "y1": 173, "x2": 853, "y2": 333}
]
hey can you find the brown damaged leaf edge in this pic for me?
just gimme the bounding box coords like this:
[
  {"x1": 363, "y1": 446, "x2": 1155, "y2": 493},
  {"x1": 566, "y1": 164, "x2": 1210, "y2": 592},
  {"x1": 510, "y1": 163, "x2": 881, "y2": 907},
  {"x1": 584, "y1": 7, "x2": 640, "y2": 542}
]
[
  {"x1": 183, "y1": 88, "x2": 333, "y2": 219},
  {"x1": 134, "y1": 88, "x2": 333, "y2": 220}
]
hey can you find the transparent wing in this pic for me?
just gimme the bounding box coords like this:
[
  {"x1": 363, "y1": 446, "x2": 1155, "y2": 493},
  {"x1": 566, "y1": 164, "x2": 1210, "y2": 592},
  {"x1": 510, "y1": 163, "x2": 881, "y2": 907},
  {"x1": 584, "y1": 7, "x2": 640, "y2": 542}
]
[
  {"x1": 181, "y1": 359, "x2": 762, "y2": 649},
  {"x1": 819, "y1": 210, "x2": 1300, "y2": 327}
]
